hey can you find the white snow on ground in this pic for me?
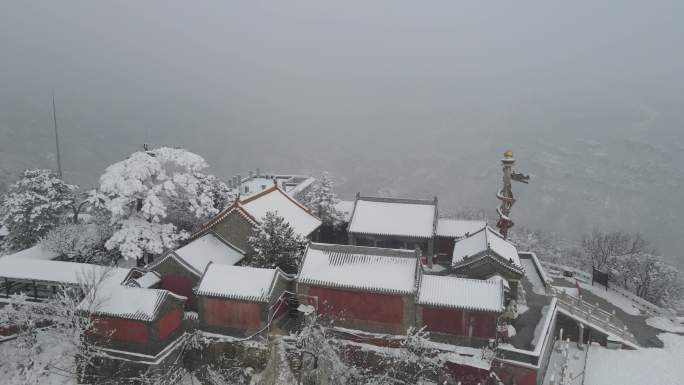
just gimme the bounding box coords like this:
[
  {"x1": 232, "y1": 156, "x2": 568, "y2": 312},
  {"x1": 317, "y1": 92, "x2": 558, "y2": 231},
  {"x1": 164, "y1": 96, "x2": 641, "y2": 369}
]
[
  {"x1": 557, "y1": 287, "x2": 579, "y2": 297},
  {"x1": 542, "y1": 340, "x2": 587, "y2": 385},
  {"x1": 0, "y1": 330, "x2": 77, "y2": 385},
  {"x1": 585, "y1": 333, "x2": 684, "y2": 385},
  {"x1": 646, "y1": 316, "x2": 684, "y2": 333},
  {"x1": 560, "y1": 279, "x2": 642, "y2": 316},
  {"x1": 521, "y1": 258, "x2": 546, "y2": 295}
]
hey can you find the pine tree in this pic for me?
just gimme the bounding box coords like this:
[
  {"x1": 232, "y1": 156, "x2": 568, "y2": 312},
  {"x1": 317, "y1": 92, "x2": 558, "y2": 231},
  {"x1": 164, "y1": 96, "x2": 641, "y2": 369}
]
[
  {"x1": 303, "y1": 171, "x2": 343, "y2": 226},
  {"x1": 246, "y1": 211, "x2": 307, "y2": 274},
  {"x1": 0, "y1": 169, "x2": 76, "y2": 252}
]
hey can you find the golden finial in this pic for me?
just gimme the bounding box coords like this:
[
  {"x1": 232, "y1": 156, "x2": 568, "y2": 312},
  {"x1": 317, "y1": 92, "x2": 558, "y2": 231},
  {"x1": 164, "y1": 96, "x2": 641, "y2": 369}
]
[{"x1": 504, "y1": 150, "x2": 514, "y2": 159}]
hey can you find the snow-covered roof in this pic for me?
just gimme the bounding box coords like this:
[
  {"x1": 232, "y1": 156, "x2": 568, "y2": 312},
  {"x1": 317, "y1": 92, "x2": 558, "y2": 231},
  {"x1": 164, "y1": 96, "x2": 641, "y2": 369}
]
[
  {"x1": 298, "y1": 243, "x2": 419, "y2": 295},
  {"x1": 348, "y1": 197, "x2": 437, "y2": 239},
  {"x1": 334, "y1": 200, "x2": 355, "y2": 222},
  {"x1": 129, "y1": 271, "x2": 161, "y2": 288},
  {"x1": 240, "y1": 186, "x2": 321, "y2": 237},
  {"x1": 79, "y1": 284, "x2": 185, "y2": 322},
  {"x1": 196, "y1": 264, "x2": 282, "y2": 302},
  {"x1": 1, "y1": 245, "x2": 59, "y2": 261},
  {"x1": 78, "y1": 267, "x2": 185, "y2": 321},
  {"x1": 436, "y1": 219, "x2": 487, "y2": 238},
  {"x1": 451, "y1": 226, "x2": 522, "y2": 271},
  {"x1": 172, "y1": 233, "x2": 245, "y2": 275},
  {"x1": 0, "y1": 259, "x2": 130, "y2": 286},
  {"x1": 417, "y1": 275, "x2": 504, "y2": 312}
]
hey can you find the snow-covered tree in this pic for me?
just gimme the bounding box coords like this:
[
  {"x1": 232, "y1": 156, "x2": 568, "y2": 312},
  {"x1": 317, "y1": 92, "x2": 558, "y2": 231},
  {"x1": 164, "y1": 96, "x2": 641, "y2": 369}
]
[
  {"x1": 302, "y1": 172, "x2": 344, "y2": 225},
  {"x1": 0, "y1": 169, "x2": 76, "y2": 252},
  {"x1": 246, "y1": 211, "x2": 307, "y2": 274},
  {"x1": 98, "y1": 147, "x2": 230, "y2": 262},
  {"x1": 609, "y1": 252, "x2": 684, "y2": 307},
  {"x1": 581, "y1": 229, "x2": 650, "y2": 270},
  {"x1": 40, "y1": 218, "x2": 114, "y2": 264}
]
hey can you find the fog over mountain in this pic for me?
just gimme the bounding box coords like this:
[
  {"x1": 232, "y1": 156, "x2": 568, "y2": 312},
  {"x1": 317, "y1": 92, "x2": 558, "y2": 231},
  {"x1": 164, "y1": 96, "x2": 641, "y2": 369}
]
[{"x1": 1, "y1": 1, "x2": 683, "y2": 261}]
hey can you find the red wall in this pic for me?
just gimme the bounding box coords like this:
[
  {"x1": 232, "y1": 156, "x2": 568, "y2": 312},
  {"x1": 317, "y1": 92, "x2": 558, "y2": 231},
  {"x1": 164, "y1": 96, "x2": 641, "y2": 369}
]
[
  {"x1": 160, "y1": 275, "x2": 194, "y2": 305},
  {"x1": 438, "y1": 237, "x2": 456, "y2": 256},
  {"x1": 307, "y1": 286, "x2": 404, "y2": 324},
  {"x1": 204, "y1": 298, "x2": 263, "y2": 330},
  {"x1": 90, "y1": 317, "x2": 149, "y2": 343},
  {"x1": 422, "y1": 307, "x2": 497, "y2": 339},
  {"x1": 157, "y1": 307, "x2": 182, "y2": 340}
]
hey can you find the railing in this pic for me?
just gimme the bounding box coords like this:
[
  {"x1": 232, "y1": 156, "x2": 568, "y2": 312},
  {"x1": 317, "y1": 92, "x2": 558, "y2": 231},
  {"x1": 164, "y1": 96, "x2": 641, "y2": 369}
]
[
  {"x1": 541, "y1": 261, "x2": 678, "y2": 318},
  {"x1": 554, "y1": 289, "x2": 639, "y2": 347}
]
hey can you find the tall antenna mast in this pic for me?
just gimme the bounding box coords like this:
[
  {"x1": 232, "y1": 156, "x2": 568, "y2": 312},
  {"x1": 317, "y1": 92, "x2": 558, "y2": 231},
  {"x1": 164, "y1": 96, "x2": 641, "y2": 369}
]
[
  {"x1": 52, "y1": 94, "x2": 63, "y2": 179},
  {"x1": 496, "y1": 150, "x2": 529, "y2": 239}
]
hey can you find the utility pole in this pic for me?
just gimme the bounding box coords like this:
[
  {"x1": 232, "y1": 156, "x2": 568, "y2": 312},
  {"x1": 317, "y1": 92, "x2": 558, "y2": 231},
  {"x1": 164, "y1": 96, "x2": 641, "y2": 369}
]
[{"x1": 52, "y1": 94, "x2": 63, "y2": 179}]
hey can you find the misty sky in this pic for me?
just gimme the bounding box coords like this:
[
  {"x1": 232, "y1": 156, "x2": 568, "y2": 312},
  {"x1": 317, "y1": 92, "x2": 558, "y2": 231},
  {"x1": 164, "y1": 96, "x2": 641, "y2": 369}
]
[{"x1": 1, "y1": 1, "x2": 683, "y2": 259}]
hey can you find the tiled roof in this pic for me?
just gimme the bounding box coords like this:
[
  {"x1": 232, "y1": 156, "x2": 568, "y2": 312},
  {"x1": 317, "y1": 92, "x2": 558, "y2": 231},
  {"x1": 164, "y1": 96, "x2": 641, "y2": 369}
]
[
  {"x1": 348, "y1": 196, "x2": 437, "y2": 239},
  {"x1": 417, "y1": 275, "x2": 504, "y2": 312},
  {"x1": 298, "y1": 243, "x2": 420, "y2": 295},
  {"x1": 78, "y1": 269, "x2": 186, "y2": 322},
  {"x1": 173, "y1": 233, "x2": 245, "y2": 274},
  {"x1": 451, "y1": 226, "x2": 523, "y2": 272},
  {"x1": 195, "y1": 185, "x2": 321, "y2": 238},
  {"x1": 240, "y1": 186, "x2": 321, "y2": 237},
  {"x1": 0, "y1": 259, "x2": 130, "y2": 286},
  {"x1": 196, "y1": 264, "x2": 284, "y2": 303}
]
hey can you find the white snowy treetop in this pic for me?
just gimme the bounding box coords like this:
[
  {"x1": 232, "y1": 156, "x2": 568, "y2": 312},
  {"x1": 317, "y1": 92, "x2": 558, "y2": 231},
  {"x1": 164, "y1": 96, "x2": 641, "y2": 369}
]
[
  {"x1": 99, "y1": 147, "x2": 209, "y2": 222},
  {"x1": 98, "y1": 147, "x2": 229, "y2": 260},
  {"x1": 104, "y1": 217, "x2": 186, "y2": 261}
]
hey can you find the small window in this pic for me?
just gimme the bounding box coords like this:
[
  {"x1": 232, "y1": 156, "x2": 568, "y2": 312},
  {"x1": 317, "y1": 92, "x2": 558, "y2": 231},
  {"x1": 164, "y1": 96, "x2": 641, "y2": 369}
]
[{"x1": 244, "y1": 186, "x2": 250, "y2": 193}]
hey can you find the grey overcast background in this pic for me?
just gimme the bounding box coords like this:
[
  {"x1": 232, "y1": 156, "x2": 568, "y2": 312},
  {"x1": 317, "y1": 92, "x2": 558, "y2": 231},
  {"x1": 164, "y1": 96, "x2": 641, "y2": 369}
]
[{"x1": 1, "y1": 1, "x2": 683, "y2": 262}]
